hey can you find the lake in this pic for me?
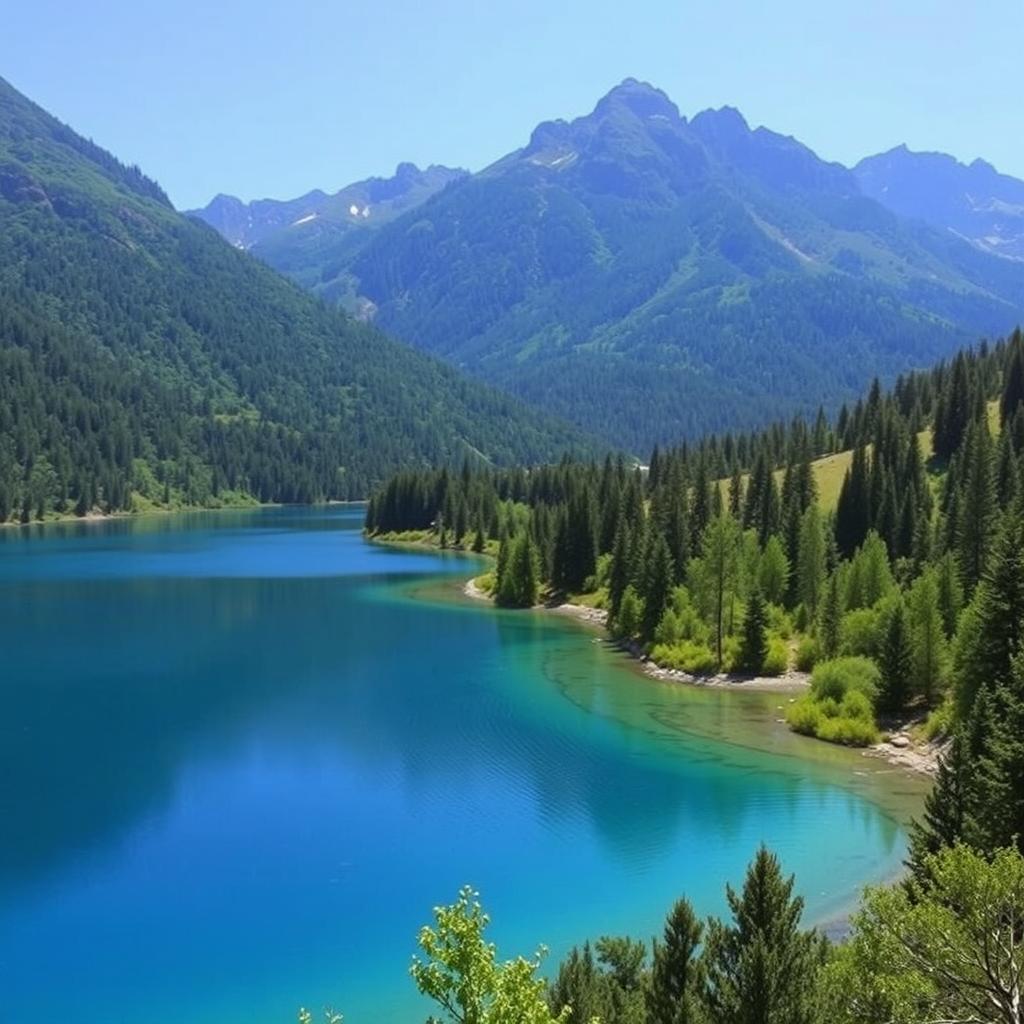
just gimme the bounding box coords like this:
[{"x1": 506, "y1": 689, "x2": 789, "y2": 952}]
[{"x1": 0, "y1": 505, "x2": 925, "y2": 1022}]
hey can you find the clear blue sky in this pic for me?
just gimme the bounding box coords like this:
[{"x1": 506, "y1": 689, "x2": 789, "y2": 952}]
[{"x1": 4, "y1": 0, "x2": 1021, "y2": 209}]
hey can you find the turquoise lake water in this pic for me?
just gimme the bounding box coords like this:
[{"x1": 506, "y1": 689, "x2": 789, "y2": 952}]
[{"x1": 0, "y1": 505, "x2": 924, "y2": 1022}]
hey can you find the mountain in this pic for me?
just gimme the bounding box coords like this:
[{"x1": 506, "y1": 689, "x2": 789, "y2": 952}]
[
  {"x1": 202, "y1": 79, "x2": 1024, "y2": 451},
  {"x1": 854, "y1": 145, "x2": 1024, "y2": 261},
  {"x1": 188, "y1": 163, "x2": 466, "y2": 309},
  {"x1": 0, "y1": 77, "x2": 594, "y2": 521}
]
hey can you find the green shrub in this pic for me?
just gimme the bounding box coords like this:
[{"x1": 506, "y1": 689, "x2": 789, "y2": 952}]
[
  {"x1": 474, "y1": 571, "x2": 496, "y2": 596},
  {"x1": 815, "y1": 715, "x2": 880, "y2": 746},
  {"x1": 786, "y1": 696, "x2": 823, "y2": 736},
  {"x1": 795, "y1": 635, "x2": 818, "y2": 672},
  {"x1": 762, "y1": 637, "x2": 789, "y2": 676},
  {"x1": 840, "y1": 607, "x2": 882, "y2": 658},
  {"x1": 786, "y1": 669, "x2": 880, "y2": 746},
  {"x1": 650, "y1": 641, "x2": 719, "y2": 675},
  {"x1": 766, "y1": 605, "x2": 793, "y2": 640},
  {"x1": 810, "y1": 656, "x2": 881, "y2": 703},
  {"x1": 922, "y1": 699, "x2": 955, "y2": 741}
]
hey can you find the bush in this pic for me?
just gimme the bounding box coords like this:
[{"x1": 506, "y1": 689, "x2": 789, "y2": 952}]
[
  {"x1": 786, "y1": 695, "x2": 823, "y2": 736},
  {"x1": 795, "y1": 635, "x2": 818, "y2": 672},
  {"x1": 840, "y1": 607, "x2": 882, "y2": 658},
  {"x1": 650, "y1": 641, "x2": 719, "y2": 675},
  {"x1": 474, "y1": 571, "x2": 496, "y2": 596},
  {"x1": 785, "y1": 686, "x2": 880, "y2": 747},
  {"x1": 762, "y1": 637, "x2": 789, "y2": 676},
  {"x1": 815, "y1": 715, "x2": 881, "y2": 746},
  {"x1": 766, "y1": 605, "x2": 793, "y2": 640},
  {"x1": 922, "y1": 699, "x2": 955, "y2": 741},
  {"x1": 810, "y1": 656, "x2": 881, "y2": 703}
]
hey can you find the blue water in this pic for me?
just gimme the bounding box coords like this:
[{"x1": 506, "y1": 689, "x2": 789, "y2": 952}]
[{"x1": 0, "y1": 506, "x2": 919, "y2": 1022}]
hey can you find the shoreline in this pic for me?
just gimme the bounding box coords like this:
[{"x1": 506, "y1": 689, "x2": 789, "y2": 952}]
[
  {"x1": 0, "y1": 499, "x2": 373, "y2": 532},
  {"x1": 461, "y1": 573, "x2": 940, "y2": 776}
]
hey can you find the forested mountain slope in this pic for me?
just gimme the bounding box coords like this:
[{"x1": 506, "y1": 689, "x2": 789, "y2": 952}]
[
  {"x1": 0, "y1": 77, "x2": 595, "y2": 521},
  {"x1": 221, "y1": 80, "x2": 1024, "y2": 451},
  {"x1": 188, "y1": 162, "x2": 466, "y2": 309}
]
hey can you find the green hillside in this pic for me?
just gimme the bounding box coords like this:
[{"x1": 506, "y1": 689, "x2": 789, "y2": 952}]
[
  {"x1": 240, "y1": 80, "x2": 1024, "y2": 451},
  {"x1": 0, "y1": 77, "x2": 596, "y2": 521}
]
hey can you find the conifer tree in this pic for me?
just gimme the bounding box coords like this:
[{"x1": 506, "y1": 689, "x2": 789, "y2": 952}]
[
  {"x1": 906, "y1": 730, "x2": 973, "y2": 884},
  {"x1": 953, "y1": 500, "x2": 1024, "y2": 716},
  {"x1": 1000, "y1": 330, "x2": 1024, "y2": 426},
  {"x1": 701, "y1": 847, "x2": 826, "y2": 1024},
  {"x1": 737, "y1": 587, "x2": 769, "y2": 674},
  {"x1": 835, "y1": 445, "x2": 870, "y2": 557},
  {"x1": 879, "y1": 601, "x2": 913, "y2": 713},
  {"x1": 647, "y1": 899, "x2": 703, "y2": 1024},
  {"x1": 818, "y1": 573, "x2": 841, "y2": 661},
  {"x1": 797, "y1": 504, "x2": 826, "y2": 619},
  {"x1": 608, "y1": 520, "x2": 633, "y2": 618},
  {"x1": 955, "y1": 419, "x2": 997, "y2": 593},
  {"x1": 907, "y1": 569, "x2": 947, "y2": 706},
  {"x1": 642, "y1": 533, "x2": 676, "y2": 642}
]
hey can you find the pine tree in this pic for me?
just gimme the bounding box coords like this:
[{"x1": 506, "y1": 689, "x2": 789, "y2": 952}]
[
  {"x1": 796, "y1": 504, "x2": 826, "y2": 619},
  {"x1": 966, "y1": 649, "x2": 1024, "y2": 855},
  {"x1": 906, "y1": 730, "x2": 972, "y2": 883},
  {"x1": 955, "y1": 419, "x2": 997, "y2": 593},
  {"x1": 701, "y1": 847, "x2": 826, "y2": 1024},
  {"x1": 1001, "y1": 331, "x2": 1024, "y2": 426},
  {"x1": 907, "y1": 569, "x2": 947, "y2": 706},
  {"x1": 614, "y1": 585, "x2": 643, "y2": 641},
  {"x1": 647, "y1": 899, "x2": 703, "y2": 1024},
  {"x1": 496, "y1": 532, "x2": 539, "y2": 608},
  {"x1": 642, "y1": 533, "x2": 676, "y2": 642},
  {"x1": 737, "y1": 587, "x2": 769, "y2": 674},
  {"x1": 818, "y1": 573, "x2": 841, "y2": 661},
  {"x1": 608, "y1": 519, "x2": 633, "y2": 618},
  {"x1": 835, "y1": 445, "x2": 870, "y2": 557},
  {"x1": 879, "y1": 601, "x2": 913, "y2": 713},
  {"x1": 953, "y1": 501, "x2": 1024, "y2": 717}
]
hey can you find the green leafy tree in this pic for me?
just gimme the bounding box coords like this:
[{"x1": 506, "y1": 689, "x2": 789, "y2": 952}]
[
  {"x1": 701, "y1": 847, "x2": 826, "y2": 1024},
  {"x1": 817, "y1": 574, "x2": 842, "y2": 661},
  {"x1": 757, "y1": 535, "x2": 790, "y2": 607},
  {"x1": 906, "y1": 569, "x2": 948, "y2": 706},
  {"x1": 699, "y1": 512, "x2": 742, "y2": 667},
  {"x1": 411, "y1": 886, "x2": 571, "y2": 1024},
  {"x1": 614, "y1": 585, "x2": 643, "y2": 642},
  {"x1": 796, "y1": 504, "x2": 826, "y2": 618},
  {"x1": 825, "y1": 844, "x2": 1024, "y2": 1024}
]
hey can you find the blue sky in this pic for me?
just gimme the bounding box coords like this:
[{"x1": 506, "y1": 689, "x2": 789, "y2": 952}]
[{"x1": 4, "y1": 0, "x2": 1021, "y2": 209}]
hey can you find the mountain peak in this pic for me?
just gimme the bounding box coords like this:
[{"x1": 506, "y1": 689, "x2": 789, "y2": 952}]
[{"x1": 594, "y1": 78, "x2": 680, "y2": 122}]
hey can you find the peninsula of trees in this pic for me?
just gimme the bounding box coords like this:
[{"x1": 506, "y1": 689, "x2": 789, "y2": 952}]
[{"x1": 368, "y1": 329, "x2": 1024, "y2": 755}]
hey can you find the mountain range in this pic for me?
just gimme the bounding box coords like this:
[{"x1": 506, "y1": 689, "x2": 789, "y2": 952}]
[
  {"x1": 0, "y1": 76, "x2": 592, "y2": 518},
  {"x1": 193, "y1": 79, "x2": 1024, "y2": 450}
]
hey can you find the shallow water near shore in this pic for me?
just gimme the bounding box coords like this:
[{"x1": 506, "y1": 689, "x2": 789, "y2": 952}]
[{"x1": 0, "y1": 505, "x2": 925, "y2": 1022}]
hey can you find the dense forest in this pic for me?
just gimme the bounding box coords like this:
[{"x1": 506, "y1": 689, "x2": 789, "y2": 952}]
[
  {"x1": 363, "y1": 327, "x2": 1024, "y2": 1024},
  {"x1": 368, "y1": 328, "x2": 1024, "y2": 751},
  {"x1": 0, "y1": 76, "x2": 594, "y2": 523}
]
